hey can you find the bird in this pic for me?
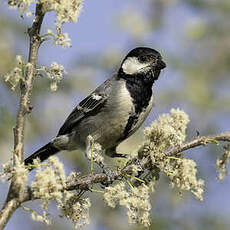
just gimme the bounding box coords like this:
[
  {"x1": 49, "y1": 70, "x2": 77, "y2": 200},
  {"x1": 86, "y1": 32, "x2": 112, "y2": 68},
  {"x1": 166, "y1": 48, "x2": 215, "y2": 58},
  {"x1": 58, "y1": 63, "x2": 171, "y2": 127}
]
[{"x1": 24, "y1": 47, "x2": 166, "y2": 168}]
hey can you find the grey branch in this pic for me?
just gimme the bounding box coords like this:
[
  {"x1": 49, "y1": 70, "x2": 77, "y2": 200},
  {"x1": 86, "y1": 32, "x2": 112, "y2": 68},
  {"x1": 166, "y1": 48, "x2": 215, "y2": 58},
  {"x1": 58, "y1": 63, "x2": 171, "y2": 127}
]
[
  {"x1": 166, "y1": 131, "x2": 230, "y2": 156},
  {"x1": 17, "y1": 131, "x2": 230, "y2": 204},
  {"x1": 0, "y1": 4, "x2": 45, "y2": 229}
]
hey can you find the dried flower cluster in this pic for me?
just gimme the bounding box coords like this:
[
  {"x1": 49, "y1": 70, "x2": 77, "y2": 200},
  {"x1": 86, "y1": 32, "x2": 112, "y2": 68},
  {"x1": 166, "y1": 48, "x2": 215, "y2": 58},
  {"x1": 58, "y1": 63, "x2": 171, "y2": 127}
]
[
  {"x1": 31, "y1": 157, "x2": 66, "y2": 205},
  {"x1": 31, "y1": 209, "x2": 51, "y2": 225},
  {"x1": 0, "y1": 159, "x2": 13, "y2": 182},
  {"x1": 138, "y1": 109, "x2": 204, "y2": 200},
  {"x1": 41, "y1": 62, "x2": 66, "y2": 91},
  {"x1": 138, "y1": 108, "x2": 189, "y2": 160},
  {"x1": 30, "y1": 157, "x2": 91, "y2": 229},
  {"x1": 8, "y1": 0, "x2": 83, "y2": 47},
  {"x1": 60, "y1": 194, "x2": 91, "y2": 229},
  {"x1": 0, "y1": 156, "x2": 28, "y2": 196},
  {"x1": 86, "y1": 135, "x2": 104, "y2": 166},
  {"x1": 216, "y1": 149, "x2": 230, "y2": 181},
  {"x1": 54, "y1": 29, "x2": 72, "y2": 48},
  {"x1": 3, "y1": 55, "x2": 27, "y2": 91},
  {"x1": 40, "y1": 0, "x2": 83, "y2": 26},
  {"x1": 104, "y1": 182, "x2": 151, "y2": 227},
  {"x1": 165, "y1": 158, "x2": 204, "y2": 200},
  {"x1": 8, "y1": 0, "x2": 83, "y2": 24},
  {"x1": 3, "y1": 57, "x2": 65, "y2": 92},
  {"x1": 8, "y1": 0, "x2": 34, "y2": 17},
  {"x1": 43, "y1": 29, "x2": 72, "y2": 48},
  {"x1": 13, "y1": 156, "x2": 29, "y2": 199},
  {"x1": 143, "y1": 108, "x2": 189, "y2": 153}
]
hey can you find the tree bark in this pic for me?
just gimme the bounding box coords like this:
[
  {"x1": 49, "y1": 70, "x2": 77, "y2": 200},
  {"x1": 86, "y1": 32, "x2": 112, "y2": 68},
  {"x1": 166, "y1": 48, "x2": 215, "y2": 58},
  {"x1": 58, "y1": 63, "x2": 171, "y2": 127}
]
[{"x1": 0, "y1": 4, "x2": 45, "y2": 229}]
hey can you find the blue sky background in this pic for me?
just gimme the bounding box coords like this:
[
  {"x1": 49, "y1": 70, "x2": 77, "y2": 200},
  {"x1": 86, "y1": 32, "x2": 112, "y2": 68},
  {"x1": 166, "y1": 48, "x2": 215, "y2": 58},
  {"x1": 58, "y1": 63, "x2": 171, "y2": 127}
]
[{"x1": 0, "y1": 0, "x2": 230, "y2": 229}]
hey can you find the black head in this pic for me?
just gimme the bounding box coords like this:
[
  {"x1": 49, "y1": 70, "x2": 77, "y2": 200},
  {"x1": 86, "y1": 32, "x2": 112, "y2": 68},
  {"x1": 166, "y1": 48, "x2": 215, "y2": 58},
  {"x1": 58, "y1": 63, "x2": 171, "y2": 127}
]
[{"x1": 120, "y1": 47, "x2": 166, "y2": 82}]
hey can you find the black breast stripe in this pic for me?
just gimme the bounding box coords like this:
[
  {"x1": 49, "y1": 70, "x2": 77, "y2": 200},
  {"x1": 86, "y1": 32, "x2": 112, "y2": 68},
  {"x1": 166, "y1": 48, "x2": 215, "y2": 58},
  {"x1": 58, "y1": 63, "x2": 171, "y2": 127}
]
[{"x1": 119, "y1": 71, "x2": 154, "y2": 140}]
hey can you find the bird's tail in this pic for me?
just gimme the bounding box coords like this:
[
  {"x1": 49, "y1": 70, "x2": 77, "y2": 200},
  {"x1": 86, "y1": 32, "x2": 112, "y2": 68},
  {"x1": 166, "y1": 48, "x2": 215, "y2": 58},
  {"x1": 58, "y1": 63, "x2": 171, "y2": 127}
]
[{"x1": 24, "y1": 142, "x2": 59, "y2": 170}]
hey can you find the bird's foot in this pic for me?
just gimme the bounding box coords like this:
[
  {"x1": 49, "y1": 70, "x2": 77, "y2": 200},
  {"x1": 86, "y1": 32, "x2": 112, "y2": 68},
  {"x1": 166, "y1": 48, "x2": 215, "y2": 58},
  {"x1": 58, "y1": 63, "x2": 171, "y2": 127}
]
[
  {"x1": 96, "y1": 161, "x2": 116, "y2": 187},
  {"x1": 110, "y1": 152, "x2": 127, "y2": 158},
  {"x1": 101, "y1": 166, "x2": 116, "y2": 187},
  {"x1": 105, "y1": 147, "x2": 128, "y2": 158}
]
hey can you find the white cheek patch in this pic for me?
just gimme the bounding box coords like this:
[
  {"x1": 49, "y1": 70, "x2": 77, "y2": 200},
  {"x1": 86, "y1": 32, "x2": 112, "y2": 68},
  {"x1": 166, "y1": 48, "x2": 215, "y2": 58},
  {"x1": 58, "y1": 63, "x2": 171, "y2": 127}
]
[{"x1": 122, "y1": 57, "x2": 149, "y2": 75}]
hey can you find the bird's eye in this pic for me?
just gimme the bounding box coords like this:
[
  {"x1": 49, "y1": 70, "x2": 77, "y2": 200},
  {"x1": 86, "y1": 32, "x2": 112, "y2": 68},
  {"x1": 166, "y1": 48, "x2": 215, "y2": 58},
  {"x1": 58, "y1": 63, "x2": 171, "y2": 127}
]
[{"x1": 139, "y1": 55, "x2": 148, "y2": 62}]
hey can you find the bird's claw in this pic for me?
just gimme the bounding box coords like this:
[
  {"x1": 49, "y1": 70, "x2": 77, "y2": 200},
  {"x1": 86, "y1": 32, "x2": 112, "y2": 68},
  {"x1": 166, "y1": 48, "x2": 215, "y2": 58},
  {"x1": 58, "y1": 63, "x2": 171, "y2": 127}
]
[
  {"x1": 94, "y1": 160, "x2": 116, "y2": 187},
  {"x1": 101, "y1": 167, "x2": 116, "y2": 187},
  {"x1": 110, "y1": 153, "x2": 127, "y2": 158}
]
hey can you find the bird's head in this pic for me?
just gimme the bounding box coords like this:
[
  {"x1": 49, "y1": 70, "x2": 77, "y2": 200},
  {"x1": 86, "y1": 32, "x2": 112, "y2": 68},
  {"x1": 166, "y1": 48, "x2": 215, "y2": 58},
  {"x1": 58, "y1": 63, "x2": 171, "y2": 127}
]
[{"x1": 120, "y1": 47, "x2": 166, "y2": 83}]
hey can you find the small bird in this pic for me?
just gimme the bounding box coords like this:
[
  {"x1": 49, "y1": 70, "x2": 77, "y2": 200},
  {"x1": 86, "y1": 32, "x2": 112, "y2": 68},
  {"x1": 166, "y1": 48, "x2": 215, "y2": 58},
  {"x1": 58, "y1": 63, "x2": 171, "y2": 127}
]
[{"x1": 25, "y1": 47, "x2": 166, "y2": 167}]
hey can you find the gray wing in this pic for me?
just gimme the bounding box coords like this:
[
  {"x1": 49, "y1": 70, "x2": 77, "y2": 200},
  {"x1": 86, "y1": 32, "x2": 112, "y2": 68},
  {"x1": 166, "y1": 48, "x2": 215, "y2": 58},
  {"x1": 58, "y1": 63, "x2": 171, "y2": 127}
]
[{"x1": 57, "y1": 77, "x2": 114, "y2": 136}]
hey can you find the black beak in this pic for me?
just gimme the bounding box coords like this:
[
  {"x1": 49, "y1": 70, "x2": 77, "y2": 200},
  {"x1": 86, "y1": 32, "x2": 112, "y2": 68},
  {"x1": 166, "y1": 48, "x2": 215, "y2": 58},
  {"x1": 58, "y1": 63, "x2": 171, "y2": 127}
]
[
  {"x1": 156, "y1": 59, "x2": 166, "y2": 70},
  {"x1": 151, "y1": 59, "x2": 166, "y2": 81}
]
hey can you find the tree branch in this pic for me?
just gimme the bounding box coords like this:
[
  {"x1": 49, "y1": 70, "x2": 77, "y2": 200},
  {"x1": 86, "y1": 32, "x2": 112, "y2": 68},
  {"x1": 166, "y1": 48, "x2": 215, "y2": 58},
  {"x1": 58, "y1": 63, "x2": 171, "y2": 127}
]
[
  {"x1": 17, "y1": 131, "x2": 230, "y2": 204},
  {"x1": 166, "y1": 131, "x2": 230, "y2": 156},
  {"x1": 14, "y1": 3, "x2": 44, "y2": 164},
  {"x1": 0, "y1": 4, "x2": 45, "y2": 229}
]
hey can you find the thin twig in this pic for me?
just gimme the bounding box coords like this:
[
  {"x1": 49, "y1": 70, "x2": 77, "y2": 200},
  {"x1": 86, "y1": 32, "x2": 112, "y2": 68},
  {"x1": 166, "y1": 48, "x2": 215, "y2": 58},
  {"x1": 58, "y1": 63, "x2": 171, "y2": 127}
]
[
  {"x1": 166, "y1": 131, "x2": 230, "y2": 156},
  {"x1": 0, "y1": 4, "x2": 45, "y2": 229}
]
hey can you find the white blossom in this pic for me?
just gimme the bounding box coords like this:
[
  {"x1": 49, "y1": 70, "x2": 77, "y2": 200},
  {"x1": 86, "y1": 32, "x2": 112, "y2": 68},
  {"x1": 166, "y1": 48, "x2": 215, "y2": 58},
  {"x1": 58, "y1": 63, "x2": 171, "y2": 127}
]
[
  {"x1": 104, "y1": 182, "x2": 151, "y2": 227},
  {"x1": 29, "y1": 156, "x2": 91, "y2": 228},
  {"x1": 40, "y1": 0, "x2": 83, "y2": 25},
  {"x1": 43, "y1": 62, "x2": 66, "y2": 91},
  {"x1": 3, "y1": 55, "x2": 26, "y2": 91},
  {"x1": 138, "y1": 109, "x2": 204, "y2": 200}
]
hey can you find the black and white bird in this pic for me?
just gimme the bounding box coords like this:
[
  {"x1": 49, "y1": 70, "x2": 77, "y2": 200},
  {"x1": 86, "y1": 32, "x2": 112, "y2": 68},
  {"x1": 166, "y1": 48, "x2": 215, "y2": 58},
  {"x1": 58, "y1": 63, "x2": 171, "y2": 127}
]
[{"x1": 25, "y1": 47, "x2": 166, "y2": 167}]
